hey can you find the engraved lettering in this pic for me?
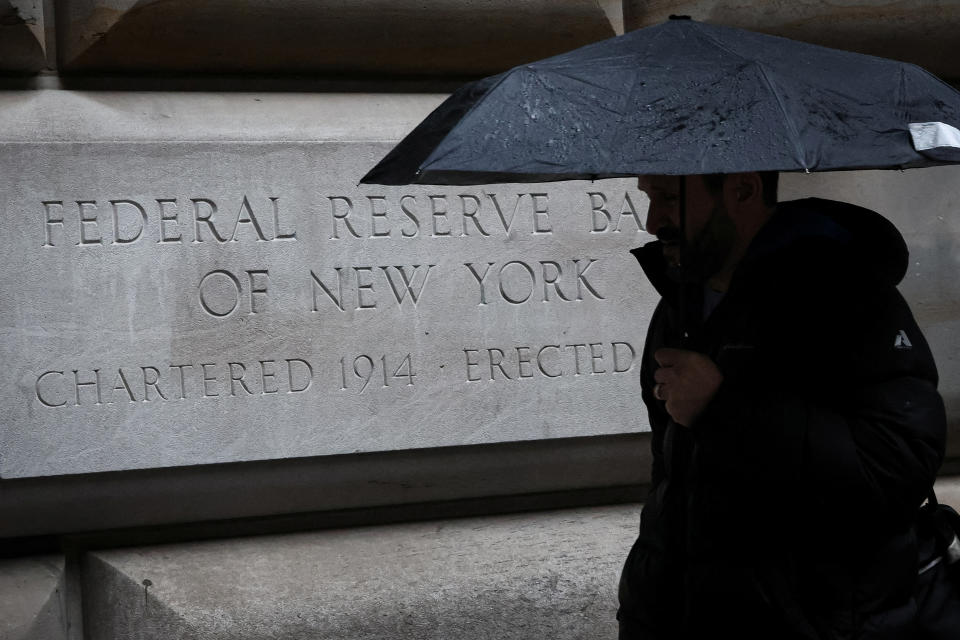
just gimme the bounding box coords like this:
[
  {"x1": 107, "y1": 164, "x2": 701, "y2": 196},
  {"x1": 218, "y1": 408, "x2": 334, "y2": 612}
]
[
  {"x1": 199, "y1": 270, "x2": 242, "y2": 317},
  {"x1": 73, "y1": 369, "x2": 102, "y2": 405},
  {"x1": 517, "y1": 346, "x2": 534, "y2": 378},
  {"x1": 390, "y1": 354, "x2": 416, "y2": 386},
  {"x1": 329, "y1": 196, "x2": 361, "y2": 239},
  {"x1": 286, "y1": 358, "x2": 313, "y2": 393},
  {"x1": 574, "y1": 259, "x2": 604, "y2": 300},
  {"x1": 230, "y1": 195, "x2": 268, "y2": 242},
  {"x1": 466, "y1": 259, "x2": 600, "y2": 305},
  {"x1": 246, "y1": 269, "x2": 269, "y2": 314},
  {"x1": 498, "y1": 261, "x2": 536, "y2": 305},
  {"x1": 192, "y1": 198, "x2": 228, "y2": 243},
  {"x1": 590, "y1": 191, "x2": 644, "y2": 233},
  {"x1": 141, "y1": 366, "x2": 168, "y2": 401},
  {"x1": 400, "y1": 195, "x2": 420, "y2": 238},
  {"x1": 271, "y1": 197, "x2": 297, "y2": 240},
  {"x1": 459, "y1": 195, "x2": 490, "y2": 236},
  {"x1": 537, "y1": 345, "x2": 562, "y2": 378},
  {"x1": 311, "y1": 268, "x2": 346, "y2": 312},
  {"x1": 171, "y1": 363, "x2": 193, "y2": 399},
  {"x1": 36, "y1": 371, "x2": 67, "y2": 407},
  {"x1": 157, "y1": 198, "x2": 183, "y2": 244},
  {"x1": 487, "y1": 348, "x2": 512, "y2": 380},
  {"x1": 612, "y1": 342, "x2": 636, "y2": 372},
  {"x1": 40, "y1": 359, "x2": 327, "y2": 407},
  {"x1": 368, "y1": 195, "x2": 391, "y2": 238},
  {"x1": 343, "y1": 355, "x2": 374, "y2": 391},
  {"x1": 229, "y1": 362, "x2": 254, "y2": 396},
  {"x1": 314, "y1": 264, "x2": 440, "y2": 311},
  {"x1": 458, "y1": 341, "x2": 632, "y2": 382},
  {"x1": 111, "y1": 369, "x2": 137, "y2": 403},
  {"x1": 614, "y1": 192, "x2": 643, "y2": 232},
  {"x1": 487, "y1": 192, "x2": 522, "y2": 235},
  {"x1": 355, "y1": 266, "x2": 376, "y2": 309},
  {"x1": 588, "y1": 192, "x2": 611, "y2": 232},
  {"x1": 540, "y1": 260, "x2": 572, "y2": 302},
  {"x1": 464, "y1": 262, "x2": 495, "y2": 305},
  {"x1": 464, "y1": 349, "x2": 481, "y2": 382},
  {"x1": 201, "y1": 363, "x2": 219, "y2": 397},
  {"x1": 430, "y1": 195, "x2": 451, "y2": 236},
  {"x1": 568, "y1": 343, "x2": 588, "y2": 375},
  {"x1": 259, "y1": 360, "x2": 279, "y2": 394},
  {"x1": 589, "y1": 343, "x2": 605, "y2": 374},
  {"x1": 110, "y1": 199, "x2": 147, "y2": 245},
  {"x1": 42, "y1": 201, "x2": 64, "y2": 247},
  {"x1": 338, "y1": 354, "x2": 415, "y2": 392},
  {"x1": 531, "y1": 193, "x2": 552, "y2": 234},
  {"x1": 381, "y1": 265, "x2": 434, "y2": 306},
  {"x1": 77, "y1": 201, "x2": 102, "y2": 246}
]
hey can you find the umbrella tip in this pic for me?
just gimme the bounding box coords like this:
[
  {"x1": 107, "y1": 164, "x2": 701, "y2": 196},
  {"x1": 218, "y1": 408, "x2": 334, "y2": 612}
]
[{"x1": 669, "y1": 14, "x2": 692, "y2": 20}]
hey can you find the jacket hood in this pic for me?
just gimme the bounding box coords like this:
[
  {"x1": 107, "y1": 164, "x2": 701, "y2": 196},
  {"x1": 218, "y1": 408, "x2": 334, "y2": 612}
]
[
  {"x1": 746, "y1": 198, "x2": 909, "y2": 287},
  {"x1": 632, "y1": 198, "x2": 909, "y2": 297}
]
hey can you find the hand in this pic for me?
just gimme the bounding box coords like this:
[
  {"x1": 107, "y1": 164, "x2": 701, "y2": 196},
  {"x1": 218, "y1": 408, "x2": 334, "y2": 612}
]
[{"x1": 653, "y1": 348, "x2": 723, "y2": 427}]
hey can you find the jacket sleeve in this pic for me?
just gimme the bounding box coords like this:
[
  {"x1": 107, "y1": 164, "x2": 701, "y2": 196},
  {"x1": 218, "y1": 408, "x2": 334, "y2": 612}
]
[{"x1": 692, "y1": 268, "x2": 945, "y2": 537}]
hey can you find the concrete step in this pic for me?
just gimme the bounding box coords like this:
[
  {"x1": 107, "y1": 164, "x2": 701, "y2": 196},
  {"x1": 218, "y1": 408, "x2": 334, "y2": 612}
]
[
  {"x1": 5, "y1": 476, "x2": 959, "y2": 640},
  {"x1": 81, "y1": 504, "x2": 638, "y2": 640}
]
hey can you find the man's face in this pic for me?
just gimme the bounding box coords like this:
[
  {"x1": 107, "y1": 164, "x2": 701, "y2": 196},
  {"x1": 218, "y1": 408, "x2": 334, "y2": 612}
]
[{"x1": 637, "y1": 175, "x2": 737, "y2": 282}]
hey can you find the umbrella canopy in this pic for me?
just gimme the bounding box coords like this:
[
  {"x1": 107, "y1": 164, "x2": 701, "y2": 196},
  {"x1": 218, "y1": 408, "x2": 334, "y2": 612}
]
[{"x1": 362, "y1": 16, "x2": 960, "y2": 186}]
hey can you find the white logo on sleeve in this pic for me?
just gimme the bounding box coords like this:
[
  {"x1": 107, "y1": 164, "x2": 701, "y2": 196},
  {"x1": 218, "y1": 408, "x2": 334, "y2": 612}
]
[{"x1": 894, "y1": 330, "x2": 913, "y2": 350}]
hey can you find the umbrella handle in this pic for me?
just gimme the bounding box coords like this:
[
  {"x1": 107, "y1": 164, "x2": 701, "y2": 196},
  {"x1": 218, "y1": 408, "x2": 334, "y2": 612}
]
[{"x1": 678, "y1": 174, "x2": 689, "y2": 347}]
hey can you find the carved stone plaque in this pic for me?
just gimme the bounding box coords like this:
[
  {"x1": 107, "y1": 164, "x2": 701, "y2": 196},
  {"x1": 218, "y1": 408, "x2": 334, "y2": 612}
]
[{"x1": 0, "y1": 142, "x2": 654, "y2": 478}]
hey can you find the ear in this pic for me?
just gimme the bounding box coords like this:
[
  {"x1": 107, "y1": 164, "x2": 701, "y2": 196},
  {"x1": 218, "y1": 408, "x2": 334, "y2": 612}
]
[{"x1": 724, "y1": 172, "x2": 763, "y2": 206}]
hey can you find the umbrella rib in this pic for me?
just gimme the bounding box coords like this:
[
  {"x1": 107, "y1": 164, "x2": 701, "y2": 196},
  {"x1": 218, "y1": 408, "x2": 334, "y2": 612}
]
[
  {"x1": 690, "y1": 21, "x2": 750, "y2": 63},
  {"x1": 753, "y1": 62, "x2": 810, "y2": 171},
  {"x1": 690, "y1": 21, "x2": 808, "y2": 168}
]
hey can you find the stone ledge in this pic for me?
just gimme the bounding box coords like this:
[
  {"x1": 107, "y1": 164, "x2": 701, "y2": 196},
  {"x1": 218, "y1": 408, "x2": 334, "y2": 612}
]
[
  {"x1": 0, "y1": 435, "x2": 648, "y2": 538},
  {"x1": 82, "y1": 504, "x2": 637, "y2": 640},
  {"x1": 0, "y1": 89, "x2": 447, "y2": 142},
  {"x1": 56, "y1": 0, "x2": 616, "y2": 75}
]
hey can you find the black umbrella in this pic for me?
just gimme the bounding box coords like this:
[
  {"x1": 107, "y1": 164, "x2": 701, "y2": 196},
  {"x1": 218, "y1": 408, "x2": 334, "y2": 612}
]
[
  {"x1": 361, "y1": 16, "x2": 960, "y2": 186},
  {"x1": 361, "y1": 16, "x2": 960, "y2": 345}
]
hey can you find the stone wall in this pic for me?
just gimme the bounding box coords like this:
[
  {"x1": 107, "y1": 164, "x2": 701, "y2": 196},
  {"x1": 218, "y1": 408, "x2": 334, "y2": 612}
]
[
  {"x1": 3, "y1": 3, "x2": 960, "y2": 639},
  {"x1": 625, "y1": 0, "x2": 960, "y2": 81}
]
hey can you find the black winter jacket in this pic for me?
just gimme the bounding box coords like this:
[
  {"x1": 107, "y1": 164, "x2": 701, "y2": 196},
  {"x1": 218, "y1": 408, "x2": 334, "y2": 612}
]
[{"x1": 618, "y1": 198, "x2": 946, "y2": 640}]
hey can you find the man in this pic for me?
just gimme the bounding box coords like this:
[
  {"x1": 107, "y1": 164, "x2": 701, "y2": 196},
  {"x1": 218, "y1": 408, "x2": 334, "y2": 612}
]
[{"x1": 617, "y1": 172, "x2": 946, "y2": 639}]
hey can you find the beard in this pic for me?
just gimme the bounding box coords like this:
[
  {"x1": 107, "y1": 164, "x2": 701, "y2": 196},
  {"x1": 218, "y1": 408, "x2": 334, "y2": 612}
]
[{"x1": 658, "y1": 201, "x2": 737, "y2": 284}]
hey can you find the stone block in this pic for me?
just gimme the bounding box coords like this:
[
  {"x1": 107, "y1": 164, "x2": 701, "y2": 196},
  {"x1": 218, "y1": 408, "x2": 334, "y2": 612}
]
[
  {"x1": 624, "y1": 1, "x2": 960, "y2": 80},
  {"x1": 56, "y1": 0, "x2": 617, "y2": 75},
  {"x1": 0, "y1": 90, "x2": 651, "y2": 479},
  {"x1": 0, "y1": 556, "x2": 67, "y2": 640},
  {"x1": 0, "y1": 0, "x2": 47, "y2": 73},
  {"x1": 82, "y1": 504, "x2": 636, "y2": 640}
]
